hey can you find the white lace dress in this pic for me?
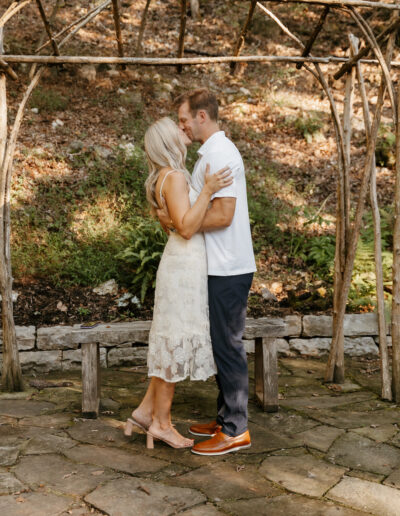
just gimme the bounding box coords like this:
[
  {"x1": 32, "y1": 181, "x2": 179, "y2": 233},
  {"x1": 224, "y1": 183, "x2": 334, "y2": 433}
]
[{"x1": 147, "y1": 178, "x2": 217, "y2": 382}]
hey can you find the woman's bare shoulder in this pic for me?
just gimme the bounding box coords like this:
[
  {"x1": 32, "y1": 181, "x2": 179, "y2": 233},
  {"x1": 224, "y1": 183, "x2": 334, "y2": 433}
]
[{"x1": 158, "y1": 168, "x2": 186, "y2": 186}]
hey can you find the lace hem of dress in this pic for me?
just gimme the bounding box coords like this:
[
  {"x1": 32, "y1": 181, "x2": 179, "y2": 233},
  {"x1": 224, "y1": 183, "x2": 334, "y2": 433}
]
[
  {"x1": 148, "y1": 371, "x2": 214, "y2": 383},
  {"x1": 147, "y1": 333, "x2": 217, "y2": 383}
]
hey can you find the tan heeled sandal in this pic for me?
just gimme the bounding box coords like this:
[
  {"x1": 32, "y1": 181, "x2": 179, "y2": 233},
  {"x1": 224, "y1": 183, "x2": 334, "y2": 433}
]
[
  {"x1": 146, "y1": 430, "x2": 193, "y2": 449},
  {"x1": 124, "y1": 417, "x2": 149, "y2": 437}
]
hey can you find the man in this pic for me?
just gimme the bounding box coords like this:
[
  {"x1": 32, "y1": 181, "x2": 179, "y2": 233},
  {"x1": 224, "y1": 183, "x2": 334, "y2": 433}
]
[{"x1": 159, "y1": 88, "x2": 256, "y2": 455}]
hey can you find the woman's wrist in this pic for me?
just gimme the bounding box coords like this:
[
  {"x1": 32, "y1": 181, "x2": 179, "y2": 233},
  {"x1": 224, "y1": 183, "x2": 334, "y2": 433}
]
[{"x1": 202, "y1": 184, "x2": 213, "y2": 196}]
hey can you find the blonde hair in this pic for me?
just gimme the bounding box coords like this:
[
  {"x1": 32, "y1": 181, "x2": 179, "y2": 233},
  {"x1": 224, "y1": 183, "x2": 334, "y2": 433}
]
[{"x1": 144, "y1": 117, "x2": 191, "y2": 215}]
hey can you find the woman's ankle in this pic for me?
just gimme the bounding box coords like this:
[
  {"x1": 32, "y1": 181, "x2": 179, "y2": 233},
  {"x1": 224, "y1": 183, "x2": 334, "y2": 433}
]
[
  {"x1": 149, "y1": 420, "x2": 172, "y2": 433},
  {"x1": 132, "y1": 408, "x2": 152, "y2": 424}
]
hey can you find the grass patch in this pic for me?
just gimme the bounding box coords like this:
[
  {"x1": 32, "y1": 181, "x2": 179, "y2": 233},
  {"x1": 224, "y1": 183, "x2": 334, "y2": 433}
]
[{"x1": 29, "y1": 87, "x2": 69, "y2": 112}]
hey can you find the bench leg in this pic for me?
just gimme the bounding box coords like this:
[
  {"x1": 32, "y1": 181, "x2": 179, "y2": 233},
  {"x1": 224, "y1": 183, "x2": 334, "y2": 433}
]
[
  {"x1": 254, "y1": 336, "x2": 278, "y2": 412},
  {"x1": 82, "y1": 342, "x2": 100, "y2": 418}
]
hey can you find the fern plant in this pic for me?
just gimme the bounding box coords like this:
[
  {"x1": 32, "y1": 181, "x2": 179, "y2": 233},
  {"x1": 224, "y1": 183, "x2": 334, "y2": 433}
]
[
  {"x1": 375, "y1": 124, "x2": 395, "y2": 168},
  {"x1": 305, "y1": 235, "x2": 336, "y2": 273},
  {"x1": 116, "y1": 218, "x2": 167, "y2": 302}
]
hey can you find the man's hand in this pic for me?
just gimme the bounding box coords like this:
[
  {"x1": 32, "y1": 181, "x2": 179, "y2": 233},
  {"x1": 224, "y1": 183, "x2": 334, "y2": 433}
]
[{"x1": 156, "y1": 204, "x2": 173, "y2": 235}]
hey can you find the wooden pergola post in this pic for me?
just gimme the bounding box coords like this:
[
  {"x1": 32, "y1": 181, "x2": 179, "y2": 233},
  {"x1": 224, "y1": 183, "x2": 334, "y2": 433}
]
[
  {"x1": 350, "y1": 33, "x2": 392, "y2": 400},
  {"x1": 393, "y1": 80, "x2": 400, "y2": 401},
  {"x1": 325, "y1": 11, "x2": 398, "y2": 383},
  {"x1": 0, "y1": 27, "x2": 22, "y2": 391}
]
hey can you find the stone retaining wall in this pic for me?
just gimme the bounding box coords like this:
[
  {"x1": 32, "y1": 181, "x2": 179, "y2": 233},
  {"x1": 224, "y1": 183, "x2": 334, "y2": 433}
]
[{"x1": 0, "y1": 314, "x2": 385, "y2": 374}]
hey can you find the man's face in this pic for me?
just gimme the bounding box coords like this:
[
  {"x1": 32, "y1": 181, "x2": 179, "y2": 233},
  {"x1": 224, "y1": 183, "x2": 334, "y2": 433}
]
[{"x1": 178, "y1": 101, "x2": 201, "y2": 143}]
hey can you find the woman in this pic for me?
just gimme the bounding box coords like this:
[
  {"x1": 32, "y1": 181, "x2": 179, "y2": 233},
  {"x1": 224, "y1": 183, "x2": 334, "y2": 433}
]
[{"x1": 124, "y1": 117, "x2": 232, "y2": 449}]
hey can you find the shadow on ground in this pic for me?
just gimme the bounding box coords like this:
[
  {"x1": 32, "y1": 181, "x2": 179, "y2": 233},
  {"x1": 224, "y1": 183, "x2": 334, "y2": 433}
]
[{"x1": 0, "y1": 355, "x2": 399, "y2": 515}]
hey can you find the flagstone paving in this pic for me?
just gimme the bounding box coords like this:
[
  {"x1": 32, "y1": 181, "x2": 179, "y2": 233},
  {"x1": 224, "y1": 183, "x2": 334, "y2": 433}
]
[{"x1": 0, "y1": 355, "x2": 400, "y2": 514}]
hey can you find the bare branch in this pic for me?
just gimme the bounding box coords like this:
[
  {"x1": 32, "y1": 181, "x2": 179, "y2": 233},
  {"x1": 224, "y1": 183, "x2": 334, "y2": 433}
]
[
  {"x1": 177, "y1": 0, "x2": 187, "y2": 73},
  {"x1": 35, "y1": 0, "x2": 112, "y2": 53},
  {"x1": 35, "y1": 0, "x2": 60, "y2": 56},
  {"x1": 334, "y1": 14, "x2": 400, "y2": 80},
  {"x1": 111, "y1": 0, "x2": 124, "y2": 60},
  {"x1": 136, "y1": 0, "x2": 152, "y2": 55},
  {"x1": 231, "y1": 0, "x2": 258, "y2": 74},
  {"x1": 0, "y1": 0, "x2": 33, "y2": 28},
  {"x1": 296, "y1": 6, "x2": 330, "y2": 70}
]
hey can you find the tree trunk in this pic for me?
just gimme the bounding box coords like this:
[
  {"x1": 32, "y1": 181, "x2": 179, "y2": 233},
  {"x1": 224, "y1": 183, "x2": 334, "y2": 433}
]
[
  {"x1": 189, "y1": 0, "x2": 199, "y2": 19},
  {"x1": 0, "y1": 29, "x2": 23, "y2": 391},
  {"x1": 350, "y1": 33, "x2": 392, "y2": 400},
  {"x1": 392, "y1": 81, "x2": 400, "y2": 401}
]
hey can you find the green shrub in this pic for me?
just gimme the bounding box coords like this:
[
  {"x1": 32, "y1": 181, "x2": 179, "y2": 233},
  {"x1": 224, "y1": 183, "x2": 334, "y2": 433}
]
[
  {"x1": 292, "y1": 112, "x2": 325, "y2": 143},
  {"x1": 116, "y1": 218, "x2": 167, "y2": 302},
  {"x1": 375, "y1": 124, "x2": 395, "y2": 167},
  {"x1": 287, "y1": 207, "x2": 394, "y2": 310},
  {"x1": 349, "y1": 209, "x2": 393, "y2": 306},
  {"x1": 305, "y1": 234, "x2": 336, "y2": 273},
  {"x1": 11, "y1": 144, "x2": 150, "y2": 287},
  {"x1": 30, "y1": 88, "x2": 69, "y2": 112}
]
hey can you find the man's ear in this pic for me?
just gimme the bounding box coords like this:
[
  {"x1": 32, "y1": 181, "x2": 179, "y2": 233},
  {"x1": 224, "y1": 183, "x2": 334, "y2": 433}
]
[{"x1": 197, "y1": 109, "x2": 208, "y2": 124}]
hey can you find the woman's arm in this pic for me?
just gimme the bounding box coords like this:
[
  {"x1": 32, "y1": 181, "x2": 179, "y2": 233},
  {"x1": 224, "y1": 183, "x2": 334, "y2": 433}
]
[{"x1": 162, "y1": 167, "x2": 231, "y2": 240}]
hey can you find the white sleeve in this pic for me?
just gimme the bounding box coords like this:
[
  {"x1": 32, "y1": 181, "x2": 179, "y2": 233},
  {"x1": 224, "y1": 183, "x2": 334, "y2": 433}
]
[{"x1": 201, "y1": 150, "x2": 238, "y2": 200}]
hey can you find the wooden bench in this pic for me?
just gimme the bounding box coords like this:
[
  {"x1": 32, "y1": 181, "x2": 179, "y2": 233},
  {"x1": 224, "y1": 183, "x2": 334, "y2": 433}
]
[
  {"x1": 243, "y1": 318, "x2": 285, "y2": 413},
  {"x1": 79, "y1": 318, "x2": 285, "y2": 418}
]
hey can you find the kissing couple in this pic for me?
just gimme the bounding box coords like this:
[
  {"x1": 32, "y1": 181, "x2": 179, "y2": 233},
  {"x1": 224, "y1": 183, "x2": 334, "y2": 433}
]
[{"x1": 124, "y1": 88, "x2": 256, "y2": 456}]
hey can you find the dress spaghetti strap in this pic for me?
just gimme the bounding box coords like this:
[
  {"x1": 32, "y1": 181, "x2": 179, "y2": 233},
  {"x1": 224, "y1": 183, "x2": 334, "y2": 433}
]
[{"x1": 159, "y1": 170, "x2": 177, "y2": 204}]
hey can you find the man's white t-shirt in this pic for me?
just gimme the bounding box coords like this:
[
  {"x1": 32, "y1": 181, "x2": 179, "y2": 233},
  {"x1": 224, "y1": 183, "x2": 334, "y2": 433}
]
[{"x1": 191, "y1": 131, "x2": 257, "y2": 276}]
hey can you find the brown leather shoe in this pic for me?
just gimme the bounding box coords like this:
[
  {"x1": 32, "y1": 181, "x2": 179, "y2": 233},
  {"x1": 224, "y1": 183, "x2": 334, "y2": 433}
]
[
  {"x1": 191, "y1": 430, "x2": 251, "y2": 456},
  {"x1": 189, "y1": 420, "x2": 222, "y2": 437}
]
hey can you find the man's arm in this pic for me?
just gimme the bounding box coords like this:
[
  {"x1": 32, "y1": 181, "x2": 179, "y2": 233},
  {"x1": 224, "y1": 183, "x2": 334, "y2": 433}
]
[
  {"x1": 199, "y1": 197, "x2": 236, "y2": 232},
  {"x1": 157, "y1": 197, "x2": 235, "y2": 233}
]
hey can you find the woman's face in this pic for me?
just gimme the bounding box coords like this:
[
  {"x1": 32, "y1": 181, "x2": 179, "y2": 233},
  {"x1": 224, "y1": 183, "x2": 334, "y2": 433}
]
[{"x1": 178, "y1": 127, "x2": 191, "y2": 146}]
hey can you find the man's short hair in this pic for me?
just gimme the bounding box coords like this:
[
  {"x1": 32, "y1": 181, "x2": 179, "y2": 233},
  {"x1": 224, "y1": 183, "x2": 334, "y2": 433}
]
[{"x1": 174, "y1": 88, "x2": 219, "y2": 121}]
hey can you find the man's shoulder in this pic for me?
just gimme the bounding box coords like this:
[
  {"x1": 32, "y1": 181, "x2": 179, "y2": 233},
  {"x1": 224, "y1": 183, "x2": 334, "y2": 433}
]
[{"x1": 204, "y1": 136, "x2": 242, "y2": 161}]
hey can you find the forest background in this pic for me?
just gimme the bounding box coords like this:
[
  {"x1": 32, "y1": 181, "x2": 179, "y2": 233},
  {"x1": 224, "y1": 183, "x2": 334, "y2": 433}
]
[{"x1": 4, "y1": 0, "x2": 398, "y2": 326}]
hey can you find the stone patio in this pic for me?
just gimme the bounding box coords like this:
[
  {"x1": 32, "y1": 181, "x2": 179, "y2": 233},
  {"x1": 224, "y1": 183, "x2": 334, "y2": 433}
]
[{"x1": 1, "y1": 355, "x2": 400, "y2": 515}]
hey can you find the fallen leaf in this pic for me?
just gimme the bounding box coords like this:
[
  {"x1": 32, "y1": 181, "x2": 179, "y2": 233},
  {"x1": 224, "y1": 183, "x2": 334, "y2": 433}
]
[
  {"x1": 57, "y1": 301, "x2": 68, "y2": 312},
  {"x1": 91, "y1": 470, "x2": 104, "y2": 476},
  {"x1": 16, "y1": 497, "x2": 25, "y2": 503}
]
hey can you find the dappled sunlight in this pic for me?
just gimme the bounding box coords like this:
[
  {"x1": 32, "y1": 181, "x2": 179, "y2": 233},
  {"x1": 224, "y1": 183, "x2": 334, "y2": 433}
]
[
  {"x1": 3, "y1": 0, "x2": 399, "y2": 320},
  {"x1": 71, "y1": 198, "x2": 123, "y2": 240}
]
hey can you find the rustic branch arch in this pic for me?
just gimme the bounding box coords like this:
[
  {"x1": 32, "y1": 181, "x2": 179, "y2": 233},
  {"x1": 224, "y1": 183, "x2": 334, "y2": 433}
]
[{"x1": 1, "y1": 0, "x2": 400, "y2": 401}]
